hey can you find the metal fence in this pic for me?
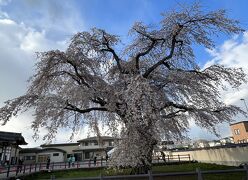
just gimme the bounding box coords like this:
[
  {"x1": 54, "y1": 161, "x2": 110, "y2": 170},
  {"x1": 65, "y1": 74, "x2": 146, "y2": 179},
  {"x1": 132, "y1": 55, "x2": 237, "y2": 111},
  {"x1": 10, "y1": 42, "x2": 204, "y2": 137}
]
[{"x1": 0, "y1": 154, "x2": 190, "y2": 179}]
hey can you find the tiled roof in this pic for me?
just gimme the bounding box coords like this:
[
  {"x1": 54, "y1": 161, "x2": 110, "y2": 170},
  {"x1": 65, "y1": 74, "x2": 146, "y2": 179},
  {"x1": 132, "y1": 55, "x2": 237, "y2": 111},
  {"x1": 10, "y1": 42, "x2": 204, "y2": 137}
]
[{"x1": 0, "y1": 131, "x2": 27, "y2": 145}]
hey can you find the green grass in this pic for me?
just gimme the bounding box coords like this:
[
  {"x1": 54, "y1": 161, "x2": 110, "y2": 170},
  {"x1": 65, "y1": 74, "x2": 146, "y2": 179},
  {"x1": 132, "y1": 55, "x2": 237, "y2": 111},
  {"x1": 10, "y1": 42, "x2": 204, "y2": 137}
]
[{"x1": 19, "y1": 163, "x2": 246, "y2": 180}]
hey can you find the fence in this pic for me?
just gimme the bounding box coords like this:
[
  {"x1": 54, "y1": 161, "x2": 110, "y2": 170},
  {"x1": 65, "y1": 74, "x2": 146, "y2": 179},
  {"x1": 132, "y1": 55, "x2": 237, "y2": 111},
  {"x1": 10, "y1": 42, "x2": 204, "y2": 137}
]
[
  {"x1": 0, "y1": 154, "x2": 191, "y2": 179},
  {"x1": 51, "y1": 167, "x2": 248, "y2": 180}
]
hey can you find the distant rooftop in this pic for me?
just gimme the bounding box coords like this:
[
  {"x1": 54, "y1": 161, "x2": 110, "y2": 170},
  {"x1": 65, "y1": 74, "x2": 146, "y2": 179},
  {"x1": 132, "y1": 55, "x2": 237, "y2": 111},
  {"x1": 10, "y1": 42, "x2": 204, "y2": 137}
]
[
  {"x1": 0, "y1": 131, "x2": 27, "y2": 145},
  {"x1": 40, "y1": 142, "x2": 79, "y2": 147},
  {"x1": 77, "y1": 136, "x2": 116, "y2": 142},
  {"x1": 230, "y1": 121, "x2": 248, "y2": 126}
]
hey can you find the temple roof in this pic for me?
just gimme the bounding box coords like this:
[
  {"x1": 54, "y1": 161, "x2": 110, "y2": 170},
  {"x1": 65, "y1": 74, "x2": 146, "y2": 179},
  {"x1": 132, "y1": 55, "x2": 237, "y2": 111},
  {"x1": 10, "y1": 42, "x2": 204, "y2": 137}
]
[{"x1": 0, "y1": 131, "x2": 27, "y2": 145}]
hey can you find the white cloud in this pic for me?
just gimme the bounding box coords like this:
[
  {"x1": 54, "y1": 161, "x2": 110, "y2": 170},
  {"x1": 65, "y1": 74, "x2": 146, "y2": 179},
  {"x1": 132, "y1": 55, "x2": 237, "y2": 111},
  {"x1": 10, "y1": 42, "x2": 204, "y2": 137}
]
[
  {"x1": 0, "y1": 12, "x2": 74, "y2": 147},
  {"x1": 191, "y1": 32, "x2": 248, "y2": 140},
  {"x1": 207, "y1": 32, "x2": 248, "y2": 106}
]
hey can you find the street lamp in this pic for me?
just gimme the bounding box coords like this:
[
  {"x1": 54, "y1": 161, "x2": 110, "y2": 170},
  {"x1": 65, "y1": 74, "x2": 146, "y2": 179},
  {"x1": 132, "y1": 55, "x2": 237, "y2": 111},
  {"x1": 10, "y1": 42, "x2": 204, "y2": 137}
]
[{"x1": 240, "y1": 99, "x2": 248, "y2": 113}]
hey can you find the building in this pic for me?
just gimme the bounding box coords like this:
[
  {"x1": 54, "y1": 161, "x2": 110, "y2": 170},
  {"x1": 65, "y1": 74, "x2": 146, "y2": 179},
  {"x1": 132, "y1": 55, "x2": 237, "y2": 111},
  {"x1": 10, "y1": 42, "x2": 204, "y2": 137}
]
[
  {"x1": 0, "y1": 131, "x2": 27, "y2": 165},
  {"x1": 19, "y1": 136, "x2": 117, "y2": 164},
  {"x1": 219, "y1": 136, "x2": 234, "y2": 145},
  {"x1": 75, "y1": 136, "x2": 116, "y2": 160},
  {"x1": 192, "y1": 139, "x2": 210, "y2": 148},
  {"x1": 230, "y1": 121, "x2": 248, "y2": 143},
  {"x1": 40, "y1": 143, "x2": 80, "y2": 161},
  {"x1": 19, "y1": 147, "x2": 67, "y2": 164}
]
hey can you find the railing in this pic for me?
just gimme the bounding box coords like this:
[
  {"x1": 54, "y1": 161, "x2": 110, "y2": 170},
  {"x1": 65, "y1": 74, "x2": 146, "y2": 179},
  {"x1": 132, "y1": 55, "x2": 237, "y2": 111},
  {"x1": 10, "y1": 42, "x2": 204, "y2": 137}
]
[
  {"x1": 0, "y1": 154, "x2": 191, "y2": 179},
  {"x1": 152, "y1": 154, "x2": 191, "y2": 163}
]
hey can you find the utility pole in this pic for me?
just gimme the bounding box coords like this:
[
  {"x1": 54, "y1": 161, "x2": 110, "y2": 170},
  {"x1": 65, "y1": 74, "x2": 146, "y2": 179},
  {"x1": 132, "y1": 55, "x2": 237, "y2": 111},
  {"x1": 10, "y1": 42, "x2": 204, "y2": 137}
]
[{"x1": 240, "y1": 99, "x2": 248, "y2": 114}]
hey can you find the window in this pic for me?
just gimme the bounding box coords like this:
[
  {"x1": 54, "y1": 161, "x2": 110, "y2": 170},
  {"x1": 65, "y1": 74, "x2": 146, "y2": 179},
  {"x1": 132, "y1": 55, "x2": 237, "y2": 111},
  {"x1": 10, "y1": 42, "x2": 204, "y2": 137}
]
[
  {"x1": 109, "y1": 141, "x2": 114, "y2": 146},
  {"x1": 94, "y1": 141, "x2": 98, "y2": 146},
  {"x1": 67, "y1": 154, "x2": 72, "y2": 158},
  {"x1": 38, "y1": 155, "x2": 49, "y2": 163},
  {"x1": 25, "y1": 156, "x2": 36, "y2": 160},
  {"x1": 53, "y1": 153, "x2": 59, "y2": 156},
  {"x1": 85, "y1": 152, "x2": 90, "y2": 159},
  {"x1": 85, "y1": 142, "x2": 88, "y2": 146},
  {"x1": 234, "y1": 129, "x2": 240, "y2": 135}
]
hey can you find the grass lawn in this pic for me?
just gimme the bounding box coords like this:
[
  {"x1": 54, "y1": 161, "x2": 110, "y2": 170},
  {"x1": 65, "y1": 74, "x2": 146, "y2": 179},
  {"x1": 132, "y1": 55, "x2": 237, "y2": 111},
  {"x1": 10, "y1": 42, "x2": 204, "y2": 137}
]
[{"x1": 19, "y1": 163, "x2": 246, "y2": 180}]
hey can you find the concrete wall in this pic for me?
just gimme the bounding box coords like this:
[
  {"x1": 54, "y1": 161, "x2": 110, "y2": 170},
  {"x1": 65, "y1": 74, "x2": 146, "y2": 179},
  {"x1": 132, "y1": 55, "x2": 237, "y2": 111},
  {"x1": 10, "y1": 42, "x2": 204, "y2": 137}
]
[{"x1": 167, "y1": 145, "x2": 248, "y2": 166}]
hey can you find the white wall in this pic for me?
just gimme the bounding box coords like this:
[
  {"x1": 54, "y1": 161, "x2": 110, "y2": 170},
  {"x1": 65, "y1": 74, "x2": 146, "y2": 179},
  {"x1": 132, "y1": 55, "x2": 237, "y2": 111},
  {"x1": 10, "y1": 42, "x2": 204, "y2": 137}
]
[
  {"x1": 38, "y1": 152, "x2": 64, "y2": 163},
  {"x1": 167, "y1": 145, "x2": 248, "y2": 166}
]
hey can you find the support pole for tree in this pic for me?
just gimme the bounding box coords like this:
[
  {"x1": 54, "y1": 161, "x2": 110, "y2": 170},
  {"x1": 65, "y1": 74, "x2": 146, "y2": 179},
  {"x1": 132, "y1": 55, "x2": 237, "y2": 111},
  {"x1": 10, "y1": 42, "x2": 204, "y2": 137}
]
[
  {"x1": 245, "y1": 165, "x2": 248, "y2": 180},
  {"x1": 148, "y1": 170, "x2": 153, "y2": 180},
  {"x1": 196, "y1": 168, "x2": 203, "y2": 180}
]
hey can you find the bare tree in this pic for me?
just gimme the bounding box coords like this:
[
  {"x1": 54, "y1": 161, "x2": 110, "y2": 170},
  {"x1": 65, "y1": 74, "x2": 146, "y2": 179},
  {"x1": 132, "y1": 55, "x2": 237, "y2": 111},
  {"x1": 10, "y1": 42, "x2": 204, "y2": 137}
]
[{"x1": 0, "y1": 3, "x2": 246, "y2": 172}]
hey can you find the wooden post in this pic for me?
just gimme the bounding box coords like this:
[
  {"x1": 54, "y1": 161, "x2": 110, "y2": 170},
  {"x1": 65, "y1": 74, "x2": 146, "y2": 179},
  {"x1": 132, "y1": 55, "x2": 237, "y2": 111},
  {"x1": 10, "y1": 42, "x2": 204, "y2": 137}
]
[
  {"x1": 23, "y1": 164, "x2": 26, "y2": 173},
  {"x1": 14, "y1": 145, "x2": 18, "y2": 165},
  {"x1": 39, "y1": 163, "x2": 41, "y2": 171},
  {"x1": 196, "y1": 168, "x2": 203, "y2": 180},
  {"x1": 6, "y1": 165, "x2": 10, "y2": 178},
  {"x1": 188, "y1": 154, "x2": 191, "y2": 162},
  {"x1": 35, "y1": 163, "x2": 37, "y2": 172},
  {"x1": 29, "y1": 164, "x2": 32, "y2": 172},
  {"x1": 178, "y1": 155, "x2": 180, "y2": 162},
  {"x1": 148, "y1": 170, "x2": 153, "y2": 180}
]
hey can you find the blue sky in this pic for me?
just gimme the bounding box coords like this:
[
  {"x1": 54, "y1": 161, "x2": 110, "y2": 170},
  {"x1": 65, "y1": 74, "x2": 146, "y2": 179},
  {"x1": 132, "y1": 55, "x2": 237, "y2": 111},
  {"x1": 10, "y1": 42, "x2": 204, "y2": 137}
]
[{"x1": 0, "y1": 0, "x2": 248, "y2": 147}]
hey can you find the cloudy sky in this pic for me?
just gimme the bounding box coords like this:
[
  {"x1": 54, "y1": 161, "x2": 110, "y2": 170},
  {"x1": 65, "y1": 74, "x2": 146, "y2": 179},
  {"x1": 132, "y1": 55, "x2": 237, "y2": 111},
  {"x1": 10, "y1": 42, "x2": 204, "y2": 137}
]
[{"x1": 0, "y1": 0, "x2": 248, "y2": 147}]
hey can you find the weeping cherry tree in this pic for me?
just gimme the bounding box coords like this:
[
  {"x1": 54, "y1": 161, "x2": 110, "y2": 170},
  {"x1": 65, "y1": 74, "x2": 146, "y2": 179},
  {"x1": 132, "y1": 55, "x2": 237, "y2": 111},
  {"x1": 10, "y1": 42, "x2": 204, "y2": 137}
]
[{"x1": 0, "y1": 3, "x2": 246, "y2": 172}]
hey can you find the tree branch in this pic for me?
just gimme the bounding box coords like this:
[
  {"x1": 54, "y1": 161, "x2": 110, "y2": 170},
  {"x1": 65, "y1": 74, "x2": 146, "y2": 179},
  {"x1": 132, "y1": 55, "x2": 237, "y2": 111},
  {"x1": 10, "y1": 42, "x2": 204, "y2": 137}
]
[
  {"x1": 133, "y1": 29, "x2": 164, "y2": 71},
  {"x1": 135, "y1": 40, "x2": 156, "y2": 71},
  {"x1": 66, "y1": 59, "x2": 91, "y2": 88},
  {"x1": 142, "y1": 24, "x2": 185, "y2": 78},
  {"x1": 101, "y1": 32, "x2": 123, "y2": 73},
  {"x1": 65, "y1": 101, "x2": 107, "y2": 114},
  {"x1": 143, "y1": 34, "x2": 177, "y2": 78}
]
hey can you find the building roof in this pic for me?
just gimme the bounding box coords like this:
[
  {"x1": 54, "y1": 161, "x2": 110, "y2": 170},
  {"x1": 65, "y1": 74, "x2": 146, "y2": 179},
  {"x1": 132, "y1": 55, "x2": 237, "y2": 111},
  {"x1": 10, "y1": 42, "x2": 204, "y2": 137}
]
[
  {"x1": 77, "y1": 136, "x2": 116, "y2": 142},
  {"x1": 20, "y1": 148, "x2": 66, "y2": 154},
  {"x1": 40, "y1": 142, "x2": 79, "y2": 148},
  {"x1": 19, "y1": 148, "x2": 41, "y2": 153},
  {"x1": 39, "y1": 148, "x2": 66, "y2": 153},
  {"x1": 0, "y1": 131, "x2": 27, "y2": 145},
  {"x1": 230, "y1": 121, "x2": 248, "y2": 126}
]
